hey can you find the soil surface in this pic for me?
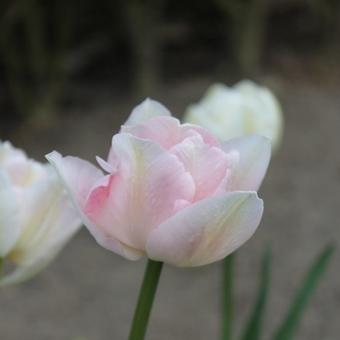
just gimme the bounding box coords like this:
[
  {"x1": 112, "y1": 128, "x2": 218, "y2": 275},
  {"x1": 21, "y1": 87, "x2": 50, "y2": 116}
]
[{"x1": 1, "y1": 74, "x2": 339, "y2": 340}]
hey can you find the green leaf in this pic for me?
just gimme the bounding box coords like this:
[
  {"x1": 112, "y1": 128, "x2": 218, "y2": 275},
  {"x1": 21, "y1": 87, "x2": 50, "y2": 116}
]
[
  {"x1": 272, "y1": 244, "x2": 335, "y2": 340},
  {"x1": 240, "y1": 247, "x2": 272, "y2": 340}
]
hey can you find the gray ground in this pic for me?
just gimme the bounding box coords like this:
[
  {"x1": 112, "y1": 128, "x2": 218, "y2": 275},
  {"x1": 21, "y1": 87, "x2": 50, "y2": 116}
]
[{"x1": 1, "y1": 76, "x2": 339, "y2": 340}]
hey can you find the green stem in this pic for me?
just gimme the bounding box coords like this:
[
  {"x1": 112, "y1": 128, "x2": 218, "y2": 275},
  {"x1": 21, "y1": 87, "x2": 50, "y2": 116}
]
[
  {"x1": 128, "y1": 259, "x2": 163, "y2": 340},
  {"x1": 221, "y1": 254, "x2": 235, "y2": 340}
]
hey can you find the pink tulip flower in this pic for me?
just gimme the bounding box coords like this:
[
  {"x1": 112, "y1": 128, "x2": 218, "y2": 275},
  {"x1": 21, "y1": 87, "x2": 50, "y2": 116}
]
[{"x1": 47, "y1": 99, "x2": 271, "y2": 267}]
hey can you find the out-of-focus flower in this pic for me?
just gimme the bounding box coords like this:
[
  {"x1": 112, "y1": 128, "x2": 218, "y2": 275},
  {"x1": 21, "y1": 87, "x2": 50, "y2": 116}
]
[
  {"x1": 47, "y1": 99, "x2": 271, "y2": 267},
  {"x1": 0, "y1": 141, "x2": 81, "y2": 286},
  {"x1": 184, "y1": 80, "x2": 283, "y2": 153}
]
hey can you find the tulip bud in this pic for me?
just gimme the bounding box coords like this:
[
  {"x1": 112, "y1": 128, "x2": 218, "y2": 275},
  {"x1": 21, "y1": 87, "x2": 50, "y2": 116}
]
[
  {"x1": 184, "y1": 80, "x2": 283, "y2": 153},
  {"x1": 0, "y1": 141, "x2": 81, "y2": 286}
]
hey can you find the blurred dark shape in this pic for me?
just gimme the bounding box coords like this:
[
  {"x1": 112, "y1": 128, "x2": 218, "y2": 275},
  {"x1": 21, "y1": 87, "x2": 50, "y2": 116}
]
[
  {"x1": 0, "y1": 0, "x2": 339, "y2": 136},
  {"x1": 214, "y1": 0, "x2": 269, "y2": 76},
  {"x1": 118, "y1": 0, "x2": 166, "y2": 97},
  {"x1": 0, "y1": 0, "x2": 73, "y2": 130},
  {"x1": 0, "y1": 0, "x2": 107, "y2": 134}
]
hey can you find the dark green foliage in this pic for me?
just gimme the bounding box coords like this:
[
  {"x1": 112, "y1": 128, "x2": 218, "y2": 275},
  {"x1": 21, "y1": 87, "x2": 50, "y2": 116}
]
[{"x1": 272, "y1": 245, "x2": 334, "y2": 340}]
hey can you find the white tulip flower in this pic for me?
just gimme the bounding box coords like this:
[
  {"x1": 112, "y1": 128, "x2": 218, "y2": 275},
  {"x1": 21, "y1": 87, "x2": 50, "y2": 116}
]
[
  {"x1": 184, "y1": 80, "x2": 283, "y2": 153},
  {"x1": 0, "y1": 141, "x2": 81, "y2": 286}
]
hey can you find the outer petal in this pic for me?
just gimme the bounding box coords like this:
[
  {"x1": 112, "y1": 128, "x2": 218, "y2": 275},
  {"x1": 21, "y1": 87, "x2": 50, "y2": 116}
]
[
  {"x1": 124, "y1": 98, "x2": 171, "y2": 126},
  {"x1": 146, "y1": 191, "x2": 263, "y2": 267},
  {"x1": 0, "y1": 141, "x2": 46, "y2": 187},
  {"x1": 0, "y1": 172, "x2": 20, "y2": 257},
  {"x1": 0, "y1": 174, "x2": 81, "y2": 286},
  {"x1": 84, "y1": 133, "x2": 195, "y2": 251},
  {"x1": 222, "y1": 135, "x2": 271, "y2": 191},
  {"x1": 46, "y1": 152, "x2": 143, "y2": 260}
]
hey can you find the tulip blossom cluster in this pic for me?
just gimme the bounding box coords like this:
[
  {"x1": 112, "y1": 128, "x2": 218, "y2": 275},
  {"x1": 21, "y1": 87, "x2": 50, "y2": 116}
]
[
  {"x1": 184, "y1": 80, "x2": 283, "y2": 152},
  {"x1": 0, "y1": 141, "x2": 81, "y2": 286},
  {"x1": 47, "y1": 99, "x2": 271, "y2": 267}
]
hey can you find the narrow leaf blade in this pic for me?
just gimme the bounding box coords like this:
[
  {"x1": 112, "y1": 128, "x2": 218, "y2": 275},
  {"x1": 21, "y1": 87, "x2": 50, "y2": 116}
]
[{"x1": 272, "y1": 244, "x2": 335, "y2": 340}]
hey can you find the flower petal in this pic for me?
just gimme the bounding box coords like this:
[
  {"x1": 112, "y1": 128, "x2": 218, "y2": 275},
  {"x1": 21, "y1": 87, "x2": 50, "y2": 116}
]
[
  {"x1": 0, "y1": 172, "x2": 20, "y2": 257},
  {"x1": 181, "y1": 123, "x2": 220, "y2": 147},
  {"x1": 84, "y1": 133, "x2": 195, "y2": 250},
  {"x1": 46, "y1": 151, "x2": 143, "y2": 260},
  {"x1": 122, "y1": 116, "x2": 182, "y2": 149},
  {"x1": 124, "y1": 98, "x2": 171, "y2": 126},
  {"x1": 222, "y1": 135, "x2": 271, "y2": 191},
  {"x1": 183, "y1": 85, "x2": 246, "y2": 141},
  {"x1": 10, "y1": 169, "x2": 80, "y2": 259},
  {"x1": 0, "y1": 141, "x2": 45, "y2": 187},
  {"x1": 0, "y1": 175, "x2": 81, "y2": 286},
  {"x1": 234, "y1": 80, "x2": 284, "y2": 152},
  {"x1": 170, "y1": 136, "x2": 228, "y2": 200},
  {"x1": 146, "y1": 191, "x2": 263, "y2": 267}
]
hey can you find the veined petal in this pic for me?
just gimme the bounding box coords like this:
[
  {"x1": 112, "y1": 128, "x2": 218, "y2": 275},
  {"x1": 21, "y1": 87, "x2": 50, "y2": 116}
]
[
  {"x1": 46, "y1": 151, "x2": 104, "y2": 208},
  {"x1": 124, "y1": 98, "x2": 171, "y2": 126},
  {"x1": 46, "y1": 151, "x2": 143, "y2": 260},
  {"x1": 0, "y1": 172, "x2": 20, "y2": 257},
  {"x1": 84, "y1": 133, "x2": 195, "y2": 250},
  {"x1": 9, "y1": 169, "x2": 80, "y2": 262},
  {"x1": 181, "y1": 123, "x2": 220, "y2": 147},
  {"x1": 146, "y1": 191, "x2": 263, "y2": 267},
  {"x1": 222, "y1": 135, "x2": 271, "y2": 191},
  {"x1": 170, "y1": 136, "x2": 229, "y2": 201},
  {"x1": 122, "y1": 116, "x2": 182, "y2": 149},
  {"x1": 0, "y1": 179, "x2": 81, "y2": 286}
]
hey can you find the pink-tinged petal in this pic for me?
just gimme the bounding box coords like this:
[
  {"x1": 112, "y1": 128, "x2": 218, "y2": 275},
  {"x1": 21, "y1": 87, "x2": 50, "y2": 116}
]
[
  {"x1": 124, "y1": 98, "x2": 171, "y2": 126},
  {"x1": 84, "y1": 133, "x2": 195, "y2": 250},
  {"x1": 222, "y1": 135, "x2": 271, "y2": 191},
  {"x1": 46, "y1": 151, "x2": 104, "y2": 208},
  {"x1": 46, "y1": 151, "x2": 143, "y2": 260},
  {"x1": 0, "y1": 172, "x2": 20, "y2": 257},
  {"x1": 96, "y1": 156, "x2": 117, "y2": 173},
  {"x1": 123, "y1": 116, "x2": 220, "y2": 151},
  {"x1": 170, "y1": 136, "x2": 229, "y2": 201},
  {"x1": 181, "y1": 123, "x2": 220, "y2": 147},
  {"x1": 146, "y1": 191, "x2": 263, "y2": 267},
  {"x1": 122, "y1": 116, "x2": 182, "y2": 149}
]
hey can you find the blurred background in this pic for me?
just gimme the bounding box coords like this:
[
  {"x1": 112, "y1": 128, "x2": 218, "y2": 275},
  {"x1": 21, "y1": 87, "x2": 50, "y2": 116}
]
[{"x1": 0, "y1": 0, "x2": 340, "y2": 339}]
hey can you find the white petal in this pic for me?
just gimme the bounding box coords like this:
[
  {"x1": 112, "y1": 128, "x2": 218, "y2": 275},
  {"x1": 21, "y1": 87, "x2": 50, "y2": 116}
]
[
  {"x1": 234, "y1": 80, "x2": 284, "y2": 152},
  {"x1": 0, "y1": 172, "x2": 20, "y2": 257},
  {"x1": 222, "y1": 135, "x2": 271, "y2": 191},
  {"x1": 0, "y1": 181, "x2": 81, "y2": 286}
]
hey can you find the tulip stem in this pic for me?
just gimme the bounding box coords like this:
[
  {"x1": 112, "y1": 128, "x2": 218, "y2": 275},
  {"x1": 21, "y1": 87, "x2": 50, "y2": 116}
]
[
  {"x1": 221, "y1": 253, "x2": 235, "y2": 340},
  {"x1": 128, "y1": 259, "x2": 163, "y2": 340}
]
